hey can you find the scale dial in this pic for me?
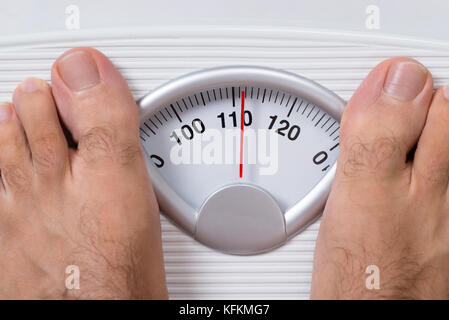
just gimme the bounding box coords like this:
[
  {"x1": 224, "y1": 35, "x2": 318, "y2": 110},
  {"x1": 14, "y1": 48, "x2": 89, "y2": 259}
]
[{"x1": 138, "y1": 66, "x2": 345, "y2": 254}]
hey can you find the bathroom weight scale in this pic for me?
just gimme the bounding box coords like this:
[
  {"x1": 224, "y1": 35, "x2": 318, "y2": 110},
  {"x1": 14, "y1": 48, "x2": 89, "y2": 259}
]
[{"x1": 138, "y1": 66, "x2": 344, "y2": 254}]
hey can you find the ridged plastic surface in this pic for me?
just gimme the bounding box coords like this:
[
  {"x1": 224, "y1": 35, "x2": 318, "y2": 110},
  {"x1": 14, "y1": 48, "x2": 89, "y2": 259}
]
[{"x1": 0, "y1": 28, "x2": 448, "y2": 299}]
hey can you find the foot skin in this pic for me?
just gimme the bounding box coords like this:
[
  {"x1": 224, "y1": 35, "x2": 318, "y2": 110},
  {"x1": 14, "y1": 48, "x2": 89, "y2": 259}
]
[
  {"x1": 0, "y1": 48, "x2": 167, "y2": 299},
  {"x1": 311, "y1": 57, "x2": 449, "y2": 299}
]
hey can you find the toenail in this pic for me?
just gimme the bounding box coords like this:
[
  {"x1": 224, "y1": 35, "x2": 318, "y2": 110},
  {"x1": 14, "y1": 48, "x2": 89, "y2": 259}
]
[
  {"x1": 443, "y1": 86, "x2": 449, "y2": 101},
  {"x1": 57, "y1": 51, "x2": 100, "y2": 91},
  {"x1": 0, "y1": 103, "x2": 12, "y2": 122},
  {"x1": 383, "y1": 61, "x2": 427, "y2": 101},
  {"x1": 21, "y1": 78, "x2": 43, "y2": 93}
]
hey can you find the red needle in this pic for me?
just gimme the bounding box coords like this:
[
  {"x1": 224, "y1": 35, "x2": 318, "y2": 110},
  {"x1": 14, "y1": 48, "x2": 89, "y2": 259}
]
[{"x1": 239, "y1": 91, "x2": 245, "y2": 178}]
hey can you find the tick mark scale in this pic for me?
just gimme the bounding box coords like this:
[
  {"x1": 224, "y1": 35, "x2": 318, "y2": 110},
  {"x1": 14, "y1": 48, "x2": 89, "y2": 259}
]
[{"x1": 137, "y1": 66, "x2": 346, "y2": 255}]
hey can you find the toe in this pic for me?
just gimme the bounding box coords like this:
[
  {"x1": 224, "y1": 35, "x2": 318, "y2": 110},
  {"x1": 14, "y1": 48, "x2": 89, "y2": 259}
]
[
  {"x1": 12, "y1": 78, "x2": 69, "y2": 179},
  {"x1": 338, "y1": 57, "x2": 433, "y2": 180},
  {"x1": 0, "y1": 102, "x2": 32, "y2": 194},
  {"x1": 412, "y1": 86, "x2": 449, "y2": 191},
  {"x1": 50, "y1": 47, "x2": 140, "y2": 165}
]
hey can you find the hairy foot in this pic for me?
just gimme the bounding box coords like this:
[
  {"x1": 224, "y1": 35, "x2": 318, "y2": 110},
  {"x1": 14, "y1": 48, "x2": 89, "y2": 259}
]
[
  {"x1": 0, "y1": 48, "x2": 167, "y2": 299},
  {"x1": 311, "y1": 57, "x2": 449, "y2": 299}
]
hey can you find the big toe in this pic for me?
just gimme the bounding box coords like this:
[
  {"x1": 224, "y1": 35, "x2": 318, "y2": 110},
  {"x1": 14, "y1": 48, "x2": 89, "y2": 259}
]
[
  {"x1": 338, "y1": 57, "x2": 433, "y2": 180},
  {"x1": 51, "y1": 47, "x2": 140, "y2": 165}
]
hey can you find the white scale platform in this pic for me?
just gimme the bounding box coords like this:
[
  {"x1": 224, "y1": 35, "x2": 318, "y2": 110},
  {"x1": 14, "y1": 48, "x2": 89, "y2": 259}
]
[{"x1": 1, "y1": 0, "x2": 449, "y2": 299}]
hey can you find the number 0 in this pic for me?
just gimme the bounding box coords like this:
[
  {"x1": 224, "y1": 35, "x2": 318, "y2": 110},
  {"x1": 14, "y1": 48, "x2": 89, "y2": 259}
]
[{"x1": 313, "y1": 151, "x2": 328, "y2": 165}]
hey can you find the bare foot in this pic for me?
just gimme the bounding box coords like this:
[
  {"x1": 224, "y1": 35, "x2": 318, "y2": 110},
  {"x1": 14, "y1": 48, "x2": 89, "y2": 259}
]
[
  {"x1": 0, "y1": 48, "x2": 167, "y2": 299},
  {"x1": 310, "y1": 57, "x2": 449, "y2": 299}
]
